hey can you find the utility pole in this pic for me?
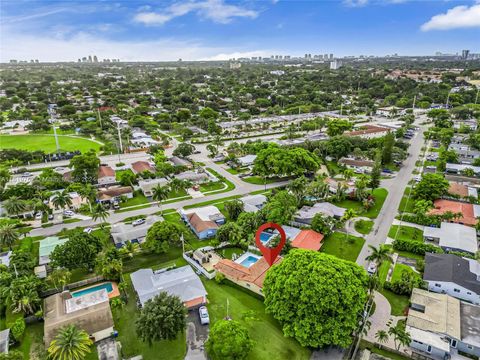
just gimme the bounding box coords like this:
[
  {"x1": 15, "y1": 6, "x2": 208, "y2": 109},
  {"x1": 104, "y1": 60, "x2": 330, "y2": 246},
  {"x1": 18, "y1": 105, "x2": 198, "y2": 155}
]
[
  {"x1": 412, "y1": 94, "x2": 416, "y2": 111},
  {"x1": 97, "y1": 108, "x2": 103, "y2": 129},
  {"x1": 116, "y1": 121, "x2": 123, "y2": 158},
  {"x1": 49, "y1": 105, "x2": 60, "y2": 152},
  {"x1": 475, "y1": 87, "x2": 479, "y2": 104},
  {"x1": 446, "y1": 91, "x2": 451, "y2": 108}
]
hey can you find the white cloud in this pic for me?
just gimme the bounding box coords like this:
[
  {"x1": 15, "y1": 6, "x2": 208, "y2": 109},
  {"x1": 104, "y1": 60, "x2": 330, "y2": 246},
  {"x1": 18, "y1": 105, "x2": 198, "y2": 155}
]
[
  {"x1": 421, "y1": 3, "x2": 480, "y2": 31},
  {"x1": 0, "y1": 31, "x2": 272, "y2": 62},
  {"x1": 343, "y1": 0, "x2": 369, "y2": 7},
  {"x1": 134, "y1": 0, "x2": 258, "y2": 25},
  {"x1": 201, "y1": 50, "x2": 270, "y2": 60}
]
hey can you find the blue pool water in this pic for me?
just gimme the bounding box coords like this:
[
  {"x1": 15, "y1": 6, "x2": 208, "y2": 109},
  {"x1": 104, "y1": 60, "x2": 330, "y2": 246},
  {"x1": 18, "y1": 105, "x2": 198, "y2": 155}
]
[
  {"x1": 240, "y1": 256, "x2": 260, "y2": 268},
  {"x1": 72, "y1": 283, "x2": 113, "y2": 297},
  {"x1": 259, "y1": 232, "x2": 273, "y2": 243}
]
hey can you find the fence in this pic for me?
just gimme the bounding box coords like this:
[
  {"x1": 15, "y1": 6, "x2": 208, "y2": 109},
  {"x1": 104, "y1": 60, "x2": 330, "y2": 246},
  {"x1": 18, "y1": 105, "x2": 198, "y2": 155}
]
[
  {"x1": 183, "y1": 253, "x2": 216, "y2": 279},
  {"x1": 41, "y1": 275, "x2": 105, "y2": 298}
]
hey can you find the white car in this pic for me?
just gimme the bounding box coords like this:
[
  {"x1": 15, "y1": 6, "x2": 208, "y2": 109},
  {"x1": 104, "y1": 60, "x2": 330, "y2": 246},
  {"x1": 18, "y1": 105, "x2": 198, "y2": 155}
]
[
  {"x1": 35, "y1": 212, "x2": 42, "y2": 220},
  {"x1": 132, "y1": 219, "x2": 146, "y2": 227},
  {"x1": 21, "y1": 172, "x2": 32, "y2": 177},
  {"x1": 83, "y1": 228, "x2": 93, "y2": 234},
  {"x1": 367, "y1": 262, "x2": 377, "y2": 275},
  {"x1": 63, "y1": 210, "x2": 75, "y2": 217},
  {"x1": 198, "y1": 306, "x2": 210, "y2": 325}
]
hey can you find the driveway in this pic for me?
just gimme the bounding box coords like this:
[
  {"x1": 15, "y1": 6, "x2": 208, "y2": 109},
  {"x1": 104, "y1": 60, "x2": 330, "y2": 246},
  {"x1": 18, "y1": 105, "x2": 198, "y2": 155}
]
[
  {"x1": 185, "y1": 311, "x2": 209, "y2": 360},
  {"x1": 96, "y1": 338, "x2": 119, "y2": 360},
  {"x1": 356, "y1": 116, "x2": 428, "y2": 268}
]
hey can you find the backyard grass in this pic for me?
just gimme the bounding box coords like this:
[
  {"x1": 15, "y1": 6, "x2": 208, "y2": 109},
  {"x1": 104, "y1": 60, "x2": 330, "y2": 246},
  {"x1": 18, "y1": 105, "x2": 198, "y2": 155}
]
[
  {"x1": 226, "y1": 167, "x2": 248, "y2": 175},
  {"x1": 391, "y1": 263, "x2": 420, "y2": 283},
  {"x1": 242, "y1": 175, "x2": 291, "y2": 185},
  {"x1": 354, "y1": 219, "x2": 374, "y2": 235},
  {"x1": 205, "y1": 168, "x2": 235, "y2": 193},
  {"x1": 321, "y1": 232, "x2": 365, "y2": 262},
  {"x1": 115, "y1": 169, "x2": 135, "y2": 181},
  {"x1": 15, "y1": 322, "x2": 45, "y2": 359},
  {"x1": 334, "y1": 188, "x2": 388, "y2": 219},
  {"x1": 398, "y1": 187, "x2": 415, "y2": 213},
  {"x1": 120, "y1": 192, "x2": 150, "y2": 209},
  {"x1": 113, "y1": 275, "x2": 186, "y2": 360},
  {"x1": 217, "y1": 246, "x2": 245, "y2": 260},
  {"x1": 0, "y1": 134, "x2": 102, "y2": 153},
  {"x1": 388, "y1": 225, "x2": 423, "y2": 242},
  {"x1": 377, "y1": 261, "x2": 391, "y2": 284},
  {"x1": 202, "y1": 280, "x2": 311, "y2": 360}
]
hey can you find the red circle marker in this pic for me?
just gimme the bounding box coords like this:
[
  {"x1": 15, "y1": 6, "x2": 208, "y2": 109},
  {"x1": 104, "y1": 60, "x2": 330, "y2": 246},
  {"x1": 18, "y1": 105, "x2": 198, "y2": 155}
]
[{"x1": 255, "y1": 222, "x2": 286, "y2": 267}]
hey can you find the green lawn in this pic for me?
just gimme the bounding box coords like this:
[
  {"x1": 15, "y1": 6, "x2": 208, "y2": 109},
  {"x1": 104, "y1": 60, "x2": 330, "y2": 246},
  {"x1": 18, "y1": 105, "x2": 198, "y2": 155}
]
[
  {"x1": 199, "y1": 181, "x2": 225, "y2": 193},
  {"x1": 113, "y1": 275, "x2": 186, "y2": 360},
  {"x1": 226, "y1": 167, "x2": 248, "y2": 175},
  {"x1": 321, "y1": 232, "x2": 365, "y2": 262},
  {"x1": 115, "y1": 169, "x2": 135, "y2": 181},
  {"x1": 398, "y1": 187, "x2": 415, "y2": 213},
  {"x1": 377, "y1": 261, "x2": 391, "y2": 284},
  {"x1": 242, "y1": 176, "x2": 291, "y2": 185},
  {"x1": 216, "y1": 246, "x2": 245, "y2": 260},
  {"x1": 388, "y1": 225, "x2": 423, "y2": 242},
  {"x1": 14, "y1": 322, "x2": 45, "y2": 359},
  {"x1": 354, "y1": 219, "x2": 374, "y2": 235},
  {"x1": 334, "y1": 188, "x2": 388, "y2": 219},
  {"x1": 391, "y1": 263, "x2": 418, "y2": 282},
  {"x1": 379, "y1": 288, "x2": 410, "y2": 316},
  {"x1": 205, "y1": 168, "x2": 235, "y2": 193},
  {"x1": 120, "y1": 192, "x2": 150, "y2": 209},
  {"x1": 0, "y1": 134, "x2": 102, "y2": 153},
  {"x1": 203, "y1": 280, "x2": 311, "y2": 360}
]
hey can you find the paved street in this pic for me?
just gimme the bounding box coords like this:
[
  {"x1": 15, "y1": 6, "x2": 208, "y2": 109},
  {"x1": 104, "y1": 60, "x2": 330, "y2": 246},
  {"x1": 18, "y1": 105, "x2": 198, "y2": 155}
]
[{"x1": 356, "y1": 115, "x2": 427, "y2": 268}]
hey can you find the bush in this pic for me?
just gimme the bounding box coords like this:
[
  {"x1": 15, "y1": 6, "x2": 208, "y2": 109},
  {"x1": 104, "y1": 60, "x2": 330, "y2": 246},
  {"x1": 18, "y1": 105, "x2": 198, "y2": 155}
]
[
  {"x1": 399, "y1": 213, "x2": 441, "y2": 227},
  {"x1": 10, "y1": 317, "x2": 25, "y2": 341},
  {"x1": 215, "y1": 272, "x2": 225, "y2": 284},
  {"x1": 392, "y1": 238, "x2": 442, "y2": 255}
]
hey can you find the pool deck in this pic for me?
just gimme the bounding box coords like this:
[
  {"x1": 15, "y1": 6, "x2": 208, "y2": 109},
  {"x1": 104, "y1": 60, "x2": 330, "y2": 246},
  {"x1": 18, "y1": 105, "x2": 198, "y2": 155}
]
[{"x1": 72, "y1": 282, "x2": 120, "y2": 299}]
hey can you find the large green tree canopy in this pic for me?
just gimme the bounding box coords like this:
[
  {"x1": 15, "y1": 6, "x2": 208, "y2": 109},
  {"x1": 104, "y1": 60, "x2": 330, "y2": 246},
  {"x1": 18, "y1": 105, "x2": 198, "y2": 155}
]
[
  {"x1": 263, "y1": 250, "x2": 368, "y2": 348},
  {"x1": 205, "y1": 320, "x2": 253, "y2": 360},
  {"x1": 413, "y1": 173, "x2": 449, "y2": 201}
]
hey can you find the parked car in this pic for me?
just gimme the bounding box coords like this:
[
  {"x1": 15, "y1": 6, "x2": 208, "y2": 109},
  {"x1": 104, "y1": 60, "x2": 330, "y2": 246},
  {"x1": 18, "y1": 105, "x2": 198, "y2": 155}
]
[
  {"x1": 113, "y1": 201, "x2": 120, "y2": 210},
  {"x1": 198, "y1": 306, "x2": 210, "y2": 325},
  {"x1": 193, "y1": 150, "x2": 201, "y2": 154},
  {"x1": 35, "y1": 212, "x2": 42, "y2": 220},
  {"x1": 367, "y1": 262, "x2": 377, "y2": 275},
  {"x1": 382, "y1": 169, "x2": 393, "y2": 174},
  {"x1": 63, "y1": 210, "x2": 75, "y2": 217},
  {"x1": 48, "y1": 214, "x2": 54, "y2": 221},
  {"x1": 132, "y1": 218, "x2": 146, "y2": 226},
  {"x1": 21, "y1": 172, "x2": 32, "y2": 177},
  {"x1": 83, "y1": 227, "x2": 93, "y2": 234}
]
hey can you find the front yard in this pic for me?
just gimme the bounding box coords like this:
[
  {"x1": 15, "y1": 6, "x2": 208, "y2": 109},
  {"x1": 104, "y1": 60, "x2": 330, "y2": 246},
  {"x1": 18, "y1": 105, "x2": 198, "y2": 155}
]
[
  {"x1": 388, "y1": 225, "x2": 423, "y2": 242},
  {"x1": 321, "y1": 232, "x2": 365, "y2": 262},
  {"x1": 334, "y1": 188, "x2": 388, "y2": 219},
  {"x1": 202, "y1": 280, "x2": 311, "y2": 360}
]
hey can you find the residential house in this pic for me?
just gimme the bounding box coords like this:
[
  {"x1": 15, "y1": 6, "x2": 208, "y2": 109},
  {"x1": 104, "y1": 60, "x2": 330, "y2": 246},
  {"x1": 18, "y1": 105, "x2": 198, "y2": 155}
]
[
  {"x1": 339, "y1": 158, "x2": 375, "y2": 174},
  {"x1": 376, "y1": 106, "x2": 407, "y2": 117},
  {"x1": 237, "y1": 154, "x2": 257, "y2": 167},
  {"x1": 39, "y1": 236, "x2": 69, "y2": 265},
  {"x1": 294, "y1": 202, "x2": 346, "y2": 225},
  {"x1": 424, "y1": 253, "x2": 480, "y2": 305},
  {"x1": 130, "y1": 265, "x2": 207, "y2": 308},
  {"x1": 406, "y1": 288, "x2": 480, "y2": 359},
  {"x1": 49, "y1": 191, "x2": 87, "y2": 210},
  {"x1": 97, "y1": 166, "x2": 116, "y2": 186},
  {"x1": 429, "y1": 200, "x2": 479, "y2": 227},
  {"x1": 345, "y1": 125, "x2": 391, "y2": 139},
  {"x1": 423, "y1": 222, "x2": 478, "y2": 255},
  {"x1": 214, "y1": 255, "x2": 281, "y2": 296},
  {"x1": 447, "y1": 181, "x2": 478, "y2": 200},
  {"x1": 240, "y1": 194, "x2": 267, "y2": 213},
  {"x1": 97, "y1": 186, "x2": 133, "y2": 204},
  {"x1": 180, "y1": 206, "x2": 226, "y2": 239},
  {"x1": 290, "y1": 229, "x2": 324, "y2": 251},
  {"x1": 169, "y1": 156, "x2": 192, "y2": 168},
  {"x1": 453, "y1": 119, "x2": 478, "y2": 131},
  {"x1": 130, "y1": 161, "x2": 155, "y2": 175},
  {"x1": 138, "y1": 178, "x2": 169, "y2": 197},
  {"x1": 110, "y1": 215, "x2": 162, "y2": 247},
  {"x1": 174, "y1": 171, "x2": 210, "y2": 184},
  {"x1": 44, "y1": 289, "x2": 114, "y2": 346},
  {"x1": 325, "y1": 177, "x2": 356, "y2": 197},
  {"x1": 445, "y1": 163, "x2": 480, "y2": 175}
]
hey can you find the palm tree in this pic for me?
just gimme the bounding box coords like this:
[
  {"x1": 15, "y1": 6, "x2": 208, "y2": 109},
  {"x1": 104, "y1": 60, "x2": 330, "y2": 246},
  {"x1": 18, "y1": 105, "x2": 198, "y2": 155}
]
[
  {"x1": 0, "y1": 223, "x2": 19, "y2": 249},
  {"x1": 211, "y1": 135, "x2": 224, "y2": 153},
  {"x1": 287, "y1": 176, "x2": 307, "y2": 202},
  {"x1": 388, "y1": 322, "x2": 411, "y2": 351},
  {"x1": 91, "y1": 204, "x2": 109, "y2": 230},
  {"x1": 375, "y1": 330, "x2": 389, "y2": 344},
  {"x1": 168, "y1": 178, "x2": 185, "y2": 195},
  {"x1": 10, "y1": 285, "x2": 41, "y2": 315},
  {"x1": 48, "y1": 324, "x2": 93, "y2": 360},
  {"x1": 340, "y1": 208, "x2": 356, "y2": 242},
  {"x1": 3, "y1": 196, "x2": 28, "y2": 217},
  {"x1": 48, "y1": 268, "x2": 71, "y2": 291},
  {"x1": 152, "y1": 185, "x2": 170, "y2": 213},
  {"x1": 342, "y1": 168, "x2": 354, "y2": 182},
  {"x1": 119, "y1": 240, "x2": 140, "y2": 258},
  {"x1": 365, "y1": 245, "x2": 393, "y2": 270},
  {"x1": 52, "y1": 190, "x2": 73, "y2": 210}
]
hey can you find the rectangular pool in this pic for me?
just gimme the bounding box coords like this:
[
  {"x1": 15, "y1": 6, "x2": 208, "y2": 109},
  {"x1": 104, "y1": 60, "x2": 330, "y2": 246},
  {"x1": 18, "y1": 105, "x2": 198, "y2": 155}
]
[
  {"x1": 72, "y1": 282, "x2": 113, "y2": 298},
  {"x1": 240, "y1": 256, "x2": 260, "y2": 268},
  {"x1": 259, "y1": 232, "x2": 273, "y2": 243}
]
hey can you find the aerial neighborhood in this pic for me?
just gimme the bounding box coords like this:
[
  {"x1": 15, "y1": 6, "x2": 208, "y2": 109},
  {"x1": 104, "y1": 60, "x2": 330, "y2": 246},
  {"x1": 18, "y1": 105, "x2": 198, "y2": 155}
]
[{"x1": 1, "y1": 19, "x2": 480, "y2": 360}]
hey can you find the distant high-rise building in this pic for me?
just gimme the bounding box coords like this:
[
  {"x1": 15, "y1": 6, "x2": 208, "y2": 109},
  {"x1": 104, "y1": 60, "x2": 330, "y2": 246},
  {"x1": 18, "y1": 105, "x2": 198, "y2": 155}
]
[
  {"x1": 35, "y1": 59, "x2": 39, "y2": 63},
  {"x1": 462, "y1": 50, "x2": 470, "y2": 59},
  {"x1": 9, "y1": 59, "x2": 17, "y2": 64},
  {"x1": 330, "y1": 60, "x2": 342, "y2": 70},
  {"x1": 324, "y1": 54, "x2": 328, "y2": 60},
  {"x1": 88, "y1": 55, "x2": 92, "y2": 62},
  {"x1": 329, "y1": 53, "x2": 333, "y2": 59},
  {"x1": 284, "y1": 55, "x2": 290, "y2": 60},
  {"x1": 93, "y1": 55, "x2": 98, "y2": 63},
  {"x1": 78, "y1": 59, "x2": 81, "y2": 62},
  {"x1": 82, "y1": 57, "x2": 87, "y2": 62}
]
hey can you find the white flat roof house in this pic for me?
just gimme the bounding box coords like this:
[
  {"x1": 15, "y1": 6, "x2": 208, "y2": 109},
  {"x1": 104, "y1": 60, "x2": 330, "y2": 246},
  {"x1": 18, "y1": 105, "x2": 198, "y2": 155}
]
[
  {"x1": 294, "y1": 202, "x2": 346, "y2": 225},
  {"x1": 423, "y1": 222, "x2": 478, "y2": 254},
  {"x1": 240, "y1": 194, "x2": 267, "y2": 212},
  {"x1": 237, "y1": 154, "x2": 257, "y2": 167},
  {"x1": 131, "y1": 265, "x2": 207, "y2": 308},
  {"x1": 111, "y1": 215, "x2": 162, "y2": 246},
  {"x1": 138, "y1": 178, "x2": 169, "y2": 197}
]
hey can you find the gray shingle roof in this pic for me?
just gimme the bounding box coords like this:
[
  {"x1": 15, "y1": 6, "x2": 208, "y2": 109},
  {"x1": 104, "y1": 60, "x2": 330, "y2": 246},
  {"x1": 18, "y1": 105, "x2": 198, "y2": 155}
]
[{"x1": 424, "y1": 253, "x2": 480, "y2": 295}]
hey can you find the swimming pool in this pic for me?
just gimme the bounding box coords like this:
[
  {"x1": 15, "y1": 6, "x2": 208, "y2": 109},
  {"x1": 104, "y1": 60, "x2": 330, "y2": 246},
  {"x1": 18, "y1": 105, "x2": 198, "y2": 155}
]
[
  {"x1": 240, "y1": 256, "x2": 260, "y2": 268},
  {"x1": 259, "y1": 231, "x2": 274, "y2": 243},
  {"x1": 72, "y1": 282, "x2": 114, "y2": 298}
]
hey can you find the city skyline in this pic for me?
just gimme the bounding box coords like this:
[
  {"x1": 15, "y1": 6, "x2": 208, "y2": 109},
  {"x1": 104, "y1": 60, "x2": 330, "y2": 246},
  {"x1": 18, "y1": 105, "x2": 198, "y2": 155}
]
[{"x1": 1, "y1": 0, "x2": 480, "y2": 62}]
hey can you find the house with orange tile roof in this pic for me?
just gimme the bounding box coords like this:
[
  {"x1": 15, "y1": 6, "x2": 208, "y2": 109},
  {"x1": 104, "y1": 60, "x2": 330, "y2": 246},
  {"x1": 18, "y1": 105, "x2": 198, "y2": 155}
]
[
  {"x1": 429, "y1": 199, "x2": 479, "y2": 227},
  {"x1": 291, "y1": 229, "x2": 324, "y2": 251},
  {"x1": 447, "y1": 182, "x2": 478, "y2": 200},
  {"x1": 214, "y1": 255, "x2": 281, "y2": 296},
  {"x1": 345, "y1": 125, "x2": 391, "y2": 139}
]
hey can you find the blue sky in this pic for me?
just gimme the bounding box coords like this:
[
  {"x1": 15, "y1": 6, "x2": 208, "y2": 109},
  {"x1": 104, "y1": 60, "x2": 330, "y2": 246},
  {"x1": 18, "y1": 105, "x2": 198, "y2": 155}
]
[{"x1": 1, "y1": 0, "x2": 479, "y2": 62}]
